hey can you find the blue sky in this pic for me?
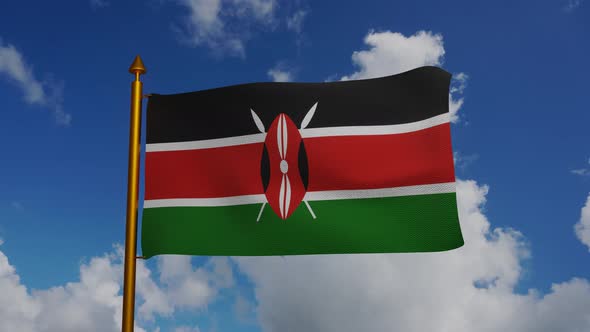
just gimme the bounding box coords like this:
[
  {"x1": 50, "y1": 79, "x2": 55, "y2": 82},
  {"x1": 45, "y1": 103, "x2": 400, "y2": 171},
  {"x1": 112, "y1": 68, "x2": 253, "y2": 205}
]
[{"x1": 1, "y1": 0, "x2": 589, "y2": 331}]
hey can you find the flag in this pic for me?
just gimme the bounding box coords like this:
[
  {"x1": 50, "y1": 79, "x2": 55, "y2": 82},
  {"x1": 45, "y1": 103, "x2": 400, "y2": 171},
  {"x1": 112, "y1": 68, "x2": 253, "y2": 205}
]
[{"x1": 141, "y1": 66, "x2": 463, "y2": 257}]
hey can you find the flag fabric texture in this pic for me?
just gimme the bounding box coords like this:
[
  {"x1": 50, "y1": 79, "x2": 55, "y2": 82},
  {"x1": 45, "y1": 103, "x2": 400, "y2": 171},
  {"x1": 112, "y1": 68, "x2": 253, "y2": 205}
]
[{"x1": 141, "y1": 66, "x2": 463, "y2": 258}]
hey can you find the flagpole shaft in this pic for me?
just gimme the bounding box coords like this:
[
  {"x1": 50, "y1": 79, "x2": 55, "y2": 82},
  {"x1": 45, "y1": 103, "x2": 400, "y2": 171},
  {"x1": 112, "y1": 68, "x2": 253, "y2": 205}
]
[{"x1": 122, "y1": 56, "x2": 146, "y2": 332}]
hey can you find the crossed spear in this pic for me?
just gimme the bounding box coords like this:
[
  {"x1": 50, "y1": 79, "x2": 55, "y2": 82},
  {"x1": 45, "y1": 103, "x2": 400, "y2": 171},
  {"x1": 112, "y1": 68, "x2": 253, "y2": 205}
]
[{"x1": 250, "y1": 102, "x2": 319, "y2": 222}]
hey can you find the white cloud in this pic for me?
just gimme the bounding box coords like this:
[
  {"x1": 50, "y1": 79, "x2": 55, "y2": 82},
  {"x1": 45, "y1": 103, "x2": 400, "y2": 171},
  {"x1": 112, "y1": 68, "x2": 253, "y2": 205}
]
[
  {"x1": 340, "y1": 30, "x2": 466, "y2": 123},
  {"x1": 451, "y1": 72, "x2": 468, "y2": 94},
  {"x1": 341, "y1": 30, "x2": 445, "y2": 81},
  {"x1": 135, "y1": 258, "x2": 173, "y2": 321},
  {"x1": 571, "y1": 158, "x2": 590, "y2": 176},
  {"x1": 158, "y1": 255, "x2": 213, "y2": 309},
  {"x1": 0, "y1": 245, "x2": 233, "y2": 331},
  {"x1": 575, "y1": 194, "x2": 590, "y2": 251},
  {"x1": 564, "y1": 0, "x2": 583, "y2": 12},
  {"x1": 0, "y1": 246, "x2": 144, "y2": 332},
  {"x1": 454, "y1": 151, "x2": 479, "y2": 171},
  {"x1": 175, "y1": 0, "x2": 276, "y2": 57},
  {"x1": 176, "y1": 0, "x2": 234, "y2": 54},
  {"x1": 0, "y1": 39, "x2": 71, "y2": 125},
  {"x1": 449, "y1": 72, "x2": 468, "y2": 123},
  {"x1": 174, "y1": 325, "x2": 201, "y2": 332},
  {"x1": 234, "y1": 294, "x2": 256, "y2": 324},
  {"x1": 0, "y1": 247, "x2": 40, "y2": 332},
  {"x1": 235, "y1": 179, "x2": 590, "y2": 332},
  {"x1": 232, "y1": 0, "x2": 275, "y2": 21},
  {"x1": 267, "y1": 67, "x2": 293, "y2": 82},
  {"x1": 209, "y1": 256, "x2": 234, "y2": 288},
  {"x1": 0, "y1": 43, "x2": 44, "y2": 104},
  {"x1": 572, "y1": 169, "x2": 590, "y2": 176},
  {"x1": 156, "y1": 255, "x2": 233, "y2": 310},
  {"x1": 90, "y1": 0, "x2": 109, "y2": 9},
  {"x1": 286, "y1": 9, "x2": 307, "y2": 34}
]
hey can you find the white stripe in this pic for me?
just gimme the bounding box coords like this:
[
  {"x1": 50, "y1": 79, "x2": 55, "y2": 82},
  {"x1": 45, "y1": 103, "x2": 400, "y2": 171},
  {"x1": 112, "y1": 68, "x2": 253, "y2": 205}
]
[
  {"x1": 146, "y1": 133, "x2": 266, "y2": 152},
  {"x1": 301, "y1": 113, "x2": 450, "y2": 139},
  {"x1": 145, "y1": 113, "x2": 450, "y2": 152},
  {"x1": 143, "y1": 182, "x2": 455, "y2": 208},
  {"x1": 144, "y1": 194, "x2": 266, "y2": 208},
  {"x1": 304, "y1": 182, "x2": 455, "y2": 201}
]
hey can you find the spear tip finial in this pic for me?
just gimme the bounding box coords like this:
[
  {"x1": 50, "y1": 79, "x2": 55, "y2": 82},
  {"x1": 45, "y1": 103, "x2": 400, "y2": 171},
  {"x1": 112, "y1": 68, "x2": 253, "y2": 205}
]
[{"x1": 128, "y1": 55, "x2": 146, "y2": 75}]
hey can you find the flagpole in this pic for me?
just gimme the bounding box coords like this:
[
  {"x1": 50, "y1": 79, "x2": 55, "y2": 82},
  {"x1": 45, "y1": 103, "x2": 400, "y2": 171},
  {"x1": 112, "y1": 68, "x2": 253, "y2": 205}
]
[{"x1": 122, "y1": 55, "x2": 146, "y2": 332}]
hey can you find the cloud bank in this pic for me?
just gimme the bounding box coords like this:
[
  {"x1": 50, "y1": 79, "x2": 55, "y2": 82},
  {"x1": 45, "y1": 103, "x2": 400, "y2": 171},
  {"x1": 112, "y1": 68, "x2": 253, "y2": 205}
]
[
  {"x1": 175, "y1": 0, "x2": 276, "y2": 57},
  {"x1": 0, "y1": 244, "x2": 232, "y2": 332},
  {"x1": 575, "y1": 194, "x2": 590, "y2": 251},
  {"x1": 0, "y1": 39, "x2": 71, "y2": 125}
]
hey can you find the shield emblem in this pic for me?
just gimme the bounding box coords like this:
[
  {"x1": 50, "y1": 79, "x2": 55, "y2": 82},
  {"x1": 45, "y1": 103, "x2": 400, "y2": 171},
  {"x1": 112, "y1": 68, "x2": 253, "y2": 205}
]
[
  {"x1": 262, "y1": 114, "x2": 307, "y2": 219},
  {"x1": 251, "y1": 102, "x2": 317, "y2": 221}
]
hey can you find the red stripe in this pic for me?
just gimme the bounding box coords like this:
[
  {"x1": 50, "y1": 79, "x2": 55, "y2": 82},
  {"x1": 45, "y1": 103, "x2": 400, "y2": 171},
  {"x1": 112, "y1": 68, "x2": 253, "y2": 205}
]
[
  {"x1": 145, "y1": 123, "x2": 455, "y2": 199},
  {"x1": 145, "y1": 143, "x2": 264, "y2": 200},
  {"x1": 305, "y1": 123, "x2": 455, "y2": 191}
]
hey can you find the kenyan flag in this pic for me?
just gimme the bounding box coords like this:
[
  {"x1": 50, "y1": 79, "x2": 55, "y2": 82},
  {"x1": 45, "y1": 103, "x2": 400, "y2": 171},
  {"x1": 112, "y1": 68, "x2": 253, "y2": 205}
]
[{"x1": 141, "y1": 66, "x2": 463, "y2": 258}]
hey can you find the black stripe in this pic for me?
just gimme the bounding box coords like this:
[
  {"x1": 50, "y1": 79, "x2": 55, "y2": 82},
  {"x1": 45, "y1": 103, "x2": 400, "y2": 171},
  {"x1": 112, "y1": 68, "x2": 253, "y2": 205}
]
[{"x1": 146, "y1": 66, "x2": 451, "y2": 144}]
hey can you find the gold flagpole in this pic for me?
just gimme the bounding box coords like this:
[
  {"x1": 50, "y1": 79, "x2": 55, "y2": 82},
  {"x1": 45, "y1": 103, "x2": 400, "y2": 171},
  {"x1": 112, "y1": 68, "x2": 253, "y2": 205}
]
[{"x1": 122, "y1": 55, "x2": 146, "y2": 332}]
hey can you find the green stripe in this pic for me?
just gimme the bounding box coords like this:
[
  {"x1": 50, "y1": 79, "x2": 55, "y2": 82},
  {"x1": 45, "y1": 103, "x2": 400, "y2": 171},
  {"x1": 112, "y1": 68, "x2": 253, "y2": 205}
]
[{"x1": 141, "y1": 193, "x2": 463, "y2": 258}]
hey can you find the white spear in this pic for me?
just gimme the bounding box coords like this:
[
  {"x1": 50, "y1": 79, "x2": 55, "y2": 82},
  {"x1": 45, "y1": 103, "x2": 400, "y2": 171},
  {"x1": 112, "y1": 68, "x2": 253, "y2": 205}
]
[
  {"x1": 251, "y1": 109, "x2": 267, "y2": 222},
  {"x1": 300, "y1": 102, "x2": 318, "y2": 219}
]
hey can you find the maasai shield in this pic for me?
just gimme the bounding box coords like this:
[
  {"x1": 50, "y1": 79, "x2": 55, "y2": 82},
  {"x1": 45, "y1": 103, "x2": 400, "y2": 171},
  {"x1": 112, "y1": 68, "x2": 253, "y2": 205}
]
[{"x1": 263, "y1": 113, "x2": 306, "y2": 219}]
